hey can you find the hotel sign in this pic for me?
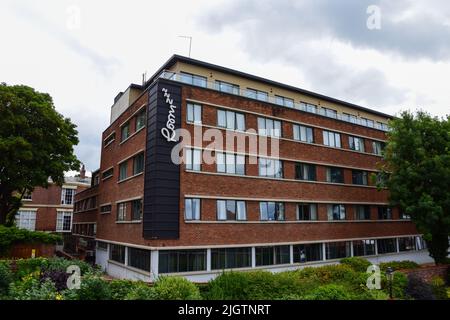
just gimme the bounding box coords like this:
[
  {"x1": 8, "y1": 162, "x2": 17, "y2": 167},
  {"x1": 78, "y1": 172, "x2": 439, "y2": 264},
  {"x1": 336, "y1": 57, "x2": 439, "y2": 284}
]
[{"x1": 161, "y1": 88, "x2": 177, "y2": 142}]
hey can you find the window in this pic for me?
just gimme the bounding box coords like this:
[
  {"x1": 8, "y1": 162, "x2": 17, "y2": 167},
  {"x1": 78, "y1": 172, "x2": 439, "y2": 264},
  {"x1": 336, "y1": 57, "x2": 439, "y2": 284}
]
[
  {"x1": 102, "y1": 168, "x2": 113, "y2": 180},
  {"x1": 97, "y1": 241, "x2": 108, "y2": 251},
  {"x1": 117, "y1": 203, "x2": 126, "y2": 221},
  {"x1": 327, "y1": 204, "x2": 346, "y2": 220},
  {"x1": 398, "y1": 237, "x2": 416, "y2": 251},
  {"x1": 15, "y1": 210, "x2": 36, "y2": 231},
  {"x1": 297, "y1": 204, "x2": 318, "y2": 221},
  {"x1": 121, "y1": 122, "x2": 130, "y2": 141},
  {"x1": 353, "y1": 239, "x2": 376, "y2": 256},
  {"x1": 275, "y1": 95, "x2": 294, "y2": 108},
  {"x1": 215, "y1": 80, "x2": 240, "y2": 94},
  {"x1": 104, "y1": 133, "x2": 115, "y2": 147},
  {"x1": 246, "y1": 88, "x2": 268, "y2": 101},
  {"x1": 322, "y1": 130, "x2": 341, "y2": 148},
  {"x1": 186, "y1": 103, "x2": 202, "y2": 124},
  {"x1": 179, "y1": 72, "x2": 207, "y2": 87},
  {"x1": 377, "y1": 238, "x2": 397, "y2": 254},
  {"x1": 354, "y1": 205, "x2": 371, "y2": 220},
  {"x1": 100, "y1": 204, "x2": 112, "y2": 214},
  {"x1": 217, "y1": 109, "x2": 245, "y2": 131},
  {"x1": 216, "y1": 152, "x2": 245, "y2": 175},
  {"x1": 185, "y1": 148, "x2": 201, "y2": 171},
  {"x1": 372, "y1": 141, "x2": 384, "y2": 156},
  {"x1": 293, "y1": 243, "x2": 323, "y2": 263},
  {"x1": 159, "y1": 249, "x2": 206, "y2": 273},
  {"x1": 131, "y1": 199, "x2": 142, "y2": 221},
  {"x1": 326, "y1": 167, "x2": 344, "y2": 183},
  {"x1": 119, "y1": 162, "x2": 128, "y2": 181},
  {"x1": 306, "y1": 103, "x2": 317, "y2": 113},
  {"x1": 136, "y1": 109, "x2": 146, "y2": 131},
  {"x1": 61, "y1": 188, "x2": 75, "y2": 205},
  {"x1": 185, "y1": 198, "x2": 200, "y2": 221},
  {"x1": 361, "y1": 118, "x2": 374, "y2": 128},
  {"x1": 110, "y1": 244, "x2": 125, "y2": 264},
  {"x1": 260, "y1": 202, "x2": 284, "y2": 221},
  {"x1": 293, "y1": 124, "x2": 314, "y2": 143},
  {"x1": 128, "y1": 247, "x2": 151, "y2": 272},
  {"x1": 257, "y1": 117, "x2": 281, "y2": 137},
  {"x1": 217, "y1": 200, "x2": 246, "y2": 221},
  {"x1": 295, "y1": 163, "x2": 316, "y2": 181},
  {"x1": 93, "y1": 173, "x2": 100, "y2": 186},
  {"x1": 349, "y1": 136, "x2": 365, "y2": 152},
  {"x1": 211, "y1": 247, "x2": 252, "y2": 270},
  {"x1": 133, "y1": 153, "x2": 144, "y2": 175},
  {"x1": 255, "y1": 245, "x2": 290, "y2": 266},
  {"x1": 326, "y1": 241, "x2": 351, "y2": 259},
  {"x1": 56, "y1": 211, "x2": 72, "y2": 232},
  {"x1": 342, "y1": 113, "x2": 357, "y2": 123},
  {"x1": 258, "y1": 158, "x2": 283, "y2": 178},
  {"x1": 378, "y1": 206, "x2": 392, "y2": 220},
  {"x1": 352, "y1": 170, "x2": 368, "y2": 185},
  {"x1": 323, "y1": 107, "x2": 337, "y2": 118}
]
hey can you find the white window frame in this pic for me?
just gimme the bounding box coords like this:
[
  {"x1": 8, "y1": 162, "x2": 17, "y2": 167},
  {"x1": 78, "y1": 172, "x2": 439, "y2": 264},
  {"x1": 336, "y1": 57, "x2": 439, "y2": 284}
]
[
  {"x1": 187, "y1": 103, "x2": 202, "y2": 124},
  {"x1": 185, "y1": 198, "x2": 201, "y2": 220},
  {"x1": 257, "y1": 117, "x2": 281, "y2": 138},
  {"x1": 185, "y1": 148, "x2": 201, "y2": 171},
  {"x1": 61, "y1": 188, "x2": 75, "y2": 205},
  {"x1": 323, "y1": 130, "x2": 341, "y2": 148},
  {"x1": 216, "y1": 152, "x2": 245, "y2": 175},
  {"x1": 56, "y1": 210, "x2": 73, "y2": 232},
  {"x1": 293, "y1": 124, "x2": 314, "y2": 143},
  {"x1": 15, "y1": 210, "x2": 37, "y2": 231}
]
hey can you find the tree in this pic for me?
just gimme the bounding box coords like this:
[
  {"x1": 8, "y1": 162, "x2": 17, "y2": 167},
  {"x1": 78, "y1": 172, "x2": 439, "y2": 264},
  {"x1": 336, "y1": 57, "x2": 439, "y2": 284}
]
[
  {"x1": 380, "y1": 111, "x2": 450, "y2": 264},
  {"x1": 0, "y1": 83, "x2": 80, "y2": 225}
]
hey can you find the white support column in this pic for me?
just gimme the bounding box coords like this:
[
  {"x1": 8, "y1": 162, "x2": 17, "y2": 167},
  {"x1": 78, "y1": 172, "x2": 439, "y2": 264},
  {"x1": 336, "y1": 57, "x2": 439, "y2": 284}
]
[
  {"x1": 206, "y1": 248, "x2": 211, "y2": 271},
  {"x1": 150, "y1": 250, "x2": 159, "y2": 282},
  {"x1": 374, "y1": 240, "x2": 378, "y2": 256},
  {"x1": 124, "y1": 246, "x2": 128, "y2": 266},
  {"x1": 251, "y1": 247, "x2": 256, "y2": 268},
  {"x1": 322, "y1": 243, "x2": 327, "y2": 261},
  {"x1": 350, "y1": 241, "x2": 354, "y2": 257},
  {"x1": 289, "y1": 245, "x2": 294, "y2": 264},
  {"x1": 396, "y1": 238, "x2": 400, "y2": 253}
]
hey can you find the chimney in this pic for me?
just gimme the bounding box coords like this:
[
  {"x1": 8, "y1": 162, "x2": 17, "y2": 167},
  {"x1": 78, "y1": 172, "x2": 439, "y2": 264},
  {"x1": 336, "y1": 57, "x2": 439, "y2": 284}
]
[{"x1": 80, "y1": 164, "x2": 86, "y2": 179}]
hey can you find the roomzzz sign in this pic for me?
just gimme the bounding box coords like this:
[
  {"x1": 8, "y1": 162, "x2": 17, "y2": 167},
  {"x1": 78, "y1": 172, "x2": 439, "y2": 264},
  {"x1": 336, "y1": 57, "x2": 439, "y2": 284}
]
[{"x1": 161, "y1": 87, "x2": 177, "y2": 142}]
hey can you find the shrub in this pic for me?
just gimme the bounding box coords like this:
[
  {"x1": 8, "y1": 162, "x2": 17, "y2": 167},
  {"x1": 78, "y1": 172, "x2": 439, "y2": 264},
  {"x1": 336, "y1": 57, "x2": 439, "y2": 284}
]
[
  {"x1": 71, "y1": 275, "x2": 111, "y2": 300},
  {"x1": 430, "y1": 276, "x2": 447, "y2": 300},
  {"x1": 379, "y1": 260, "x2": 419, "y2": 271},
  {"x1": 45, "y1": 257, "x2": 97, "y2": 276},
  {"x1": 303, "y1": 284, "x2": 353, "y2": 300},
  {"x1": 0, "y1": 261, "x2": 12, "y2": 297},
  {"x1": 9, "y1": 278, "x2": 59, "y2": 300},
  {"x1": 153, "y1": 276, "x2": 201, "y2": 300},
  {"x1": 405, "y1": 274, "x2": 435, "y2": 300},
  {"x1": 340, "y1": 257, "x2": 372, "y2": 272},
  {"x1": 380, "y1": 271, "x2": 408, "y2": 299},
  {"x1": 109, "y1": 279, "x2": 153, "y2": 300},
  {"x1": 125, "y1": 283, "x2": 157, "y2": 300},
  {"x1": 296, "y1": 264, "x2": 357, "y2": 284},
  {"x1": 40, "y1": 269, "x2": 69, "y2": 292},
  {"x1": 0, "y1": 226, "x2": 61, "y2": 256},
  {"x1": 12, "y1": 257, "x2": 49, "y2": 280}
]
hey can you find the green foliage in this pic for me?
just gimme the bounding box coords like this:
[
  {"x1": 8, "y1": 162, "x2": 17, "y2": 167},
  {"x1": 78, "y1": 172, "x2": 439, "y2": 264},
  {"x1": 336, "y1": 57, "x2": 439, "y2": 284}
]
[
  {"x1": 0, "y1": 261, "x2": 12, "y2": 297},
  {"x1": 380, "y1": 111, "x2": 450, "y2": 264},
  {"x1": 44, "y1": 257, "x2": 99, "y2": 276},
  {"x1": 430, "y1": 276, "x2": 448, "y2": 300},
  {"x1": 303, "y1": 284, "x2": 353, "y2": 300},
  {"x1": 69, "y1": 275, "x2": 111, "y2": 300},
  {"x1": 0, "y1": 83, "x2": 80, "y2": 225},
  {"x1": 380, "y1": 271, "x2": 408, "y2": 299},
  {"x1": 340, "y1": 257, "x2": 372, "y2": 272},
  {"x1": 124, "y1": 283, "x2": 157, "y2": 300},
  {"x1": 153, "y1": 276, "x2": 201, "y2": 300},
  {"x1": 9, "y1": 278, "x2": 60, "y2": 300},
  {"x1": 296, "y1": 264, "x2": 357, "y2": 284},
  {"x1": 0, "y1": 226, "x2": 61, "y2": 256},
  {"x1": 379, "y1": 260, "x2": 419, "y2": 271}
]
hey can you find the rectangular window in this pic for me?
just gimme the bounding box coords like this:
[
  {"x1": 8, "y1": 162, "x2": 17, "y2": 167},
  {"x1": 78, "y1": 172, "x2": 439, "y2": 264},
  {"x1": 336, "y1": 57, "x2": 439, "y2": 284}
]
[
  {"x1": 185, "y1": 148, "x2": 201, "y2": 171},
  {"x1": 275, "y1": 95, "x2": 294, "y2": 108},
  {"x1": 217, "y1": 109, "x2": 245, "y2": 131},
  {"x1": 323, "y1": 130, "x2": 341, "y2": 148},
  {"x1": 133, "y1": 153, "x2": 145, "y2": 175},
  {"x1": 185, "y1": 198, "x2": 200, "y2": 221},
  {"x1": 259, "y1": 202, "x2": 284, "y2": 221},
  {"x1": 326, "y1": 241, "x2": 352, "y2": 259},
  {"x1": 255, "y1": 245, "x2": 290, "y2": 266},
  {"x1": 342, "y1": 113, "x2": 357, "y2": 123},
  {"x1": 297, "y1": 204, "x2": 318, "y2": 221},
  {"x1": 354, "y1": 205, "x2": 371, "y2": 220},
  {"x1": 398, "y1": 237, "x2": 416, "y2": 252},
  {"x1": 100, "y1": 204, "x2": 112, "y2": 214},
  {"x1": 295, "y1": 163, "x2": 316, "y2": 181},
  {"x1": 110, "y1": 244, "x2": 125, "y2": 264},
  {"x1": 15, "y1": 210, "x2": 36, "y2": 231},
  {"x1": 293, "y1": 243, "x2": 323, "y2": 263},
  {"x1": 327, "y1": 204, "x2": 346, "y2": 221},
  {"x1": 121, "y1": 122, "x2": 130, "y2": 142},
  {"x1": 377, "y1": 238, "x2": 397, "y2": 254},
  {"x1": 131, "y1": 199, "x2": 142, "y2": 221},
  {"x1": 352, "y1": 170, "x2": 368, "y2": 185},
  {"x1": 353, "y1": 239, "x2": 376, "y2": 256},
  {"x1": 117, "y1": 203, "x2": 126, "y2": 221},
  {"x1": 372, "y1": 141, "x2": 384, "y2": 156},
  {"x1": 128, "y1": 247, "x2": 151, "y2": 272},
  {"x1": 56, "y1": 211, "x2": 72, "y2": 232},
  {"x1": 292, "y1": 124, "x2": 314, "y2": 143},
  {"x1": 136, "y1": 109, "x2": 146, "y2": 131},
  {"x1": 215, "y1": 80, "x2": 240, "y2": 95},
  {"x1": 326, "y1": 167, "x2": 344, "y2": 183},
  {"x1": 378, "y1": 206, "x2": 392, "y2": 220},
  {"x1": 102, "y1": 168, "x2": 113, "y2": 180},
  {"x1": 158, "y1": 249, "x2": 207, "y2": 273},
  {"x1": 257, "y1": 117, "x2": 281, "y2": 137},
  {"x1": 361, "y1": 117, "x2": 375, "y2": 128},
  {"x1": 349, "y1": 136, "x2": 365, "y2": 152},
  {"x1": 186, "y1": 103, "x2": 202, "y2": 124},
  {"x1": 104, "y1": 133, "x2": 115, "y2": 147},
  {"x1": 216, "y1": 152, "x2": 245, "y2": 175},
  {"x1": 180, "y1": 72, "x2": 207, "y2": 87},
  {"x1": 97, "y1": 241, "x2": 108, "y2": 250},
  {"x1": 246, "y1": 88, "x2": 268, "y2": 101},
  {"x1": 217, "y1": 200, "x2": 247, "y2": 221},
  {"x1": 258, "y1": 158, "x2": 283, "y2": 178},
  {"x1": 211, "y1": 247, "x2": 252, "y2": 270},
  {"x1": 323, "y1": 107, "x2": 337, "y2": 118},
  {"x1": 306, "y1": 103, "x2": 317, "y2": 113},
  {"x1": 61, "y1": 188, "x2": 75, "y2": 205},
  {"x1": 119, "y1": 162, "x2": 128, "y2": 181}
]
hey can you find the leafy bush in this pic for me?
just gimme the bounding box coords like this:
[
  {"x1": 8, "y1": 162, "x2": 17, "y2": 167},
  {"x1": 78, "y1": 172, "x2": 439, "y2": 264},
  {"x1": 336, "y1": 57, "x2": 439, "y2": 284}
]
[
  {"x1": 340, "y1": 257, "x2": 372, "y2": 272},
  {"x1": 303, "y1": 284, "x2": 353, "y2": 300},
  {"x1": 0, "y1": 226, "x2": 61, "y2": 256},
  {"x1": 380, "y1": 271, "x2": 408, "y2": 299},
  {"x1": 125, "y1": 283, "x2": 157, "y2": 300},
  {"x1": 379, "y1": 260, "x2": 419, "y2": 271},
  {"x1": 296, "y1": 264, "x2": 357, "y2": 284},
  {"x1": 40, "y1": 269, "x2": 69, "y2": 292},
  {"x1": 405, "y1": 274, "x2": 435, "y2": 300},
  {"x1": 430, "y1": 276, "x2": 448, "y2": 300},
  {"x1": 9, "y1": 278, "x2": 60, "y2": 300},
  {"x1": 108, "y1": 279, "x2": 153, "y2": 300},
  {"x1": 45, "y1": 257, "x2": 98, "y2": 276},
  {"x1": 153, "y1": 276, "x2": 201, "y2": 300},
  {"x1": 0, "y1": 261, "x2": 12, "y2": 297},
  {"x1": 70, "y1": 275, "x2": 111, "y2": 300},
  {"x1": 12, "y1": 257, "x2": 49, "y2": 280}
]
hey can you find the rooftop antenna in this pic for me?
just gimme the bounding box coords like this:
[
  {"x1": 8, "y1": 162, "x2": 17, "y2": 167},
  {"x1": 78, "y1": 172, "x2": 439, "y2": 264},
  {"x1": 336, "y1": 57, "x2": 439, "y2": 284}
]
[
  {"x1": 142, "y1": 71, "x2": 147, "y2": 85},
  {"x1": 178, "y1": 35, "x2": 192, "y2": 57}
]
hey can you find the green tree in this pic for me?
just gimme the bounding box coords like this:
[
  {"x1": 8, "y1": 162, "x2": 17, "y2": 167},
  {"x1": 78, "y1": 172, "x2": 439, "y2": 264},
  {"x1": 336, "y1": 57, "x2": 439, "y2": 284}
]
[
  {"x1": 0, "y1": 83, "x2": 80, "y2": 225},
  {"x1": 380, "y1": 111, "x2": 450, "y2": 264}
]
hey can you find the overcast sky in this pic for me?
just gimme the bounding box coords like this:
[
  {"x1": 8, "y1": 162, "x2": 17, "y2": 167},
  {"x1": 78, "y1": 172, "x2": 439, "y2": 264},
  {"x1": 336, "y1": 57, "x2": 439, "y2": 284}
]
[{"x1": 1, "y1": 0, "x2": 449, "y2": 172}]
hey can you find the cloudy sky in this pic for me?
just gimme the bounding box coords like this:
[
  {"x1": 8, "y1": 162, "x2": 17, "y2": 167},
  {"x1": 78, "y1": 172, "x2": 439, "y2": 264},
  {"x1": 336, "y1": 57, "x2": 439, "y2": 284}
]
[{"x1": 1, "y1": 0, "x2": 449, "y2": 172}]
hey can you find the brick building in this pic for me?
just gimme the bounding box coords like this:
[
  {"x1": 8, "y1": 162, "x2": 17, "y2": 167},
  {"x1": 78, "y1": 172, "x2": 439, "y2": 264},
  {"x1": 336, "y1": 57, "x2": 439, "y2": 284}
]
[{"x1": 74, "y1": 55, "x2": 431, "y2": 281}]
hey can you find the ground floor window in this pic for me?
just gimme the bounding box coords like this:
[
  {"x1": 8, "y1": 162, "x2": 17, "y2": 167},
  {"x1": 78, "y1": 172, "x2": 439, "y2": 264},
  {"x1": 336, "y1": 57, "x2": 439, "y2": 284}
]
[
  {"x1": 96, "y1": 241, "x2": 108, "y2": 251},
  {"x1": 293, "y1": 243, "x2": 323, "y2": 263},
  {"x1": 398, "y1": 237, "x2": 416, "y2": 251},
  {"x1": 128, "y1": 247, "x2": 151, "y2": 272},
  {"x1": 56, "y1": 211, "x2": 73, "y2": 232},
  {"x1": 325, "y1": 241, "x2": 351, "y2": 259},
  {"x1": 377, "y1": 238, "x2": 397, "y2": 254},
  {"x1": 159, "y1": 249, "x2": 206, "y2": 274},
  {"x1": 353, "y1": 239, "x2": 376, "y2": 256},
  {"x1": 211, "y1": 247, "x2": 252, "y2": 270},
  {"x1": 255, "y1": 245, "x2": 290, "y2": 266},
  {"x1": 110, "y1": 244, "x2": 126, "y2": 264},
  {"x1": 15, "y1": 210, "x2": 36, "y2": 231}
]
